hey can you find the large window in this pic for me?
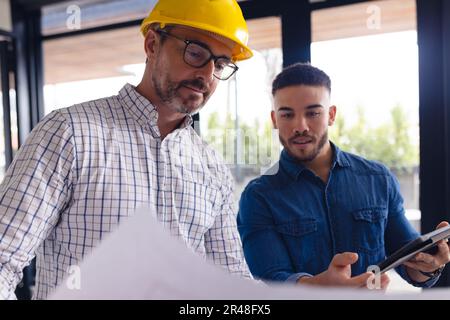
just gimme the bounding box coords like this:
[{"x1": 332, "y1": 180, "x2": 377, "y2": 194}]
[{"x1": 312, "y1": 0, "x2": 420, "y2": 292}]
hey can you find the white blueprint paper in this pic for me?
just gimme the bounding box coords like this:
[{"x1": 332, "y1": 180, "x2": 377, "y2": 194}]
[{"x1": 50, "y1": 208, "x2": 450, "y2": 300}]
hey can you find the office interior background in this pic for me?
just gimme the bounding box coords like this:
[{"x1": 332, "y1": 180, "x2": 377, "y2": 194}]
[{"x1": 0, "y1": 0, "x2": 449, "y2": 299}]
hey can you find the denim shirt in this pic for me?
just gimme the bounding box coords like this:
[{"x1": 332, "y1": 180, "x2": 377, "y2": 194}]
[{"x1": 237, "y1": 144, "x2": 438, "y2": 287}]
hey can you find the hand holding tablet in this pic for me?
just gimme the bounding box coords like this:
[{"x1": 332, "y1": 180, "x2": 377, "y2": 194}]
[{"x1": 377, "y1": 224, "x2": 450, "y2": 273}]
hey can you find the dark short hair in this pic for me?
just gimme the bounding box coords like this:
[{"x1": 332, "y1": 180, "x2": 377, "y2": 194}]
[{"x1": 272, "y1": 62, "x2": 331, "y2": 96}]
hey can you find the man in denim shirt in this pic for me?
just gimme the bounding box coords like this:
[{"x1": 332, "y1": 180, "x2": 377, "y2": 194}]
[{"x1": 238, "y1": 63, "x2": 450, "y2": 289}]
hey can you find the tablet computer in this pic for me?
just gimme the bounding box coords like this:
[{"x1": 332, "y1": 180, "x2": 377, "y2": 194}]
[{"x1": 377, "y1": 225, "x2": 450, "y2": 273}]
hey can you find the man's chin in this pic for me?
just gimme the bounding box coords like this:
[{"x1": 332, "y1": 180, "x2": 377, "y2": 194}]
[
  {"x1": 287, "y1": 148, "x2": 316, "y2": 163},
  {"x1": 169, "y1": 97, "x2": 202, "y2": 114},
  {"x1": 183, "y1": 101, "x2": 206, "y2": 114},
  {"x1": 175, "y1": 104, "x2": 203, "y2": 115}
]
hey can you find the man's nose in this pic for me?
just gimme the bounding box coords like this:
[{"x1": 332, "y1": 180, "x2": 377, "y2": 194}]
[
  {"x1": 293, "y1": 117, "x2": 309, "y2": 135},
  {"x1": 194, "y1": 59, "x2": 215, "y2": 82}
]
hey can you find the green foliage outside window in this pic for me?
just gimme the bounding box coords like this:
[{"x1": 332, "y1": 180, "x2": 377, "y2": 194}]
[
  {"x1": 330, "y1": 104, "x2": 419, "y2": 170},
  {"x1": 205, "y1": 104, "x2": 418, "y2": 171}
]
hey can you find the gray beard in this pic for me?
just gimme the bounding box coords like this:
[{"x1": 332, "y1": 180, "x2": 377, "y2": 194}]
[{"x1": 152, "y1": 74, "x2": 208, "y2": 115}]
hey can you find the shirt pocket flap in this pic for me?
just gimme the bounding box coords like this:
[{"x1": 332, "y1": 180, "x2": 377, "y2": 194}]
[
  {"x1": 352, "y1": 208, "x2": 387, "y2": 223},
  {"x1": 275, "y1": 218, "x2": 317, "y2": 236}
]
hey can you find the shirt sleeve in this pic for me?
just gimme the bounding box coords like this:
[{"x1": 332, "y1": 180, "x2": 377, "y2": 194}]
[
  {"x1": 204, "y1": 169, "x2": 252, "y2": 279},
  {"x1": 0, "y1": 111, "x2": 75, "y2": 299},
  {"x1": 384, "y1": 172, "x2": 439, "y2": 288},
  {"x1": 237, "y1": 182, "x2": 299, "y2": 282}
]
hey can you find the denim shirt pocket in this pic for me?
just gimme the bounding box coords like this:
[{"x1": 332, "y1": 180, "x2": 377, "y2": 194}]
[
  {"x1": 274, "y1": 218, "x2": 319, "y2": 271},
  {"x1": 352, "y1": 208, "x2": 387, "y2": 255}
]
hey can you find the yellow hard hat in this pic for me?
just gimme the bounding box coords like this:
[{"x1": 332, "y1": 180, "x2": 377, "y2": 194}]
[{"x1": 140, "y1": 0, "x2": 253, "y2": 61}]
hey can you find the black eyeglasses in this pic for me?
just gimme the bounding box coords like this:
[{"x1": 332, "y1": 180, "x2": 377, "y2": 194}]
[{"x1": 157, "y1": 30, "x2": 239, "y2": 81}]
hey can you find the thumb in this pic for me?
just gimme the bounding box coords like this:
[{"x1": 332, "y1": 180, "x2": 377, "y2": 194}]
[
  {"x1": 331, "y1": 252, "x2": 359, "y2": 268},
  {"x1": 348, "y1": 272, "x2": 373, "y2": 288},
  {"x1": 436, "y1": 221, "x2": 449, "y2": 229}
]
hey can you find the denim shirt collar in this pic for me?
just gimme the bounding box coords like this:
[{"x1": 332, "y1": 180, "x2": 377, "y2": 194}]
[{"x1": 280, "y1": 141, "x2": 351, "y2": 180}]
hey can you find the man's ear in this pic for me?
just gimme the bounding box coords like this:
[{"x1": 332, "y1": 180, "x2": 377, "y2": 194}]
[
  {"x1": 144, "y1": 29, "x2": 159, "y2": 62},
  {"x1": 328, "y1": 105, "x2": 337, "y2": 126},
  {"x1": 271, "y1": 110, "x2": 278, "y2": 129}
]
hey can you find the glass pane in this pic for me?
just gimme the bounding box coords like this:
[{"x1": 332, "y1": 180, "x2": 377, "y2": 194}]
[
  {"x1": 201, "y1": 16, "x2": 283, "y2": 202},
  {"x1": 43, "y1": 26, "x2": 145, "y2": 114},
  {"x1": 9, "y1": 73, "x2": 18, "y2": 159},
  {"x1": 42, "y1": 0, "x2": 155, "y2": 36},
  {"x1": 312, "y1": 0, "x2": 420, "y2": 293}
]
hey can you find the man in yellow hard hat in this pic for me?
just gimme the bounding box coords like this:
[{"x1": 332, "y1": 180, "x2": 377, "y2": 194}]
[
  {"x1": 0, "y1": 0, "x2": 253, "y2": 300},
  {"x1": 137, "y1": 0, "x2": 252, "y2": 138}
]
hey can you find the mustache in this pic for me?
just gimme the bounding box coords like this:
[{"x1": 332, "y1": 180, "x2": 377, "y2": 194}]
[
  {"x1": 288, "y1": 131, "x2": 314, "y2": 142},
  {"x1": 178, "y1": 79, "x2": 209, "y2": 93}
]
